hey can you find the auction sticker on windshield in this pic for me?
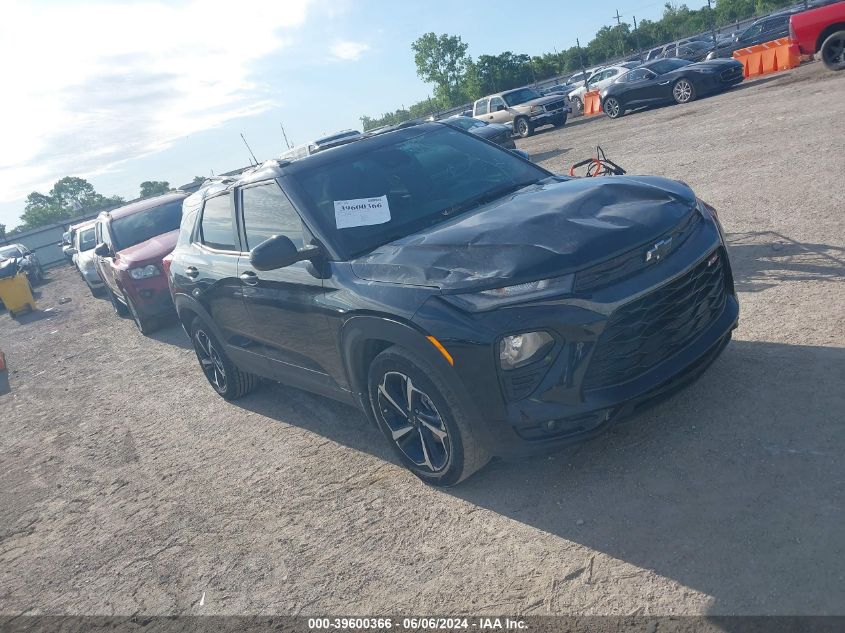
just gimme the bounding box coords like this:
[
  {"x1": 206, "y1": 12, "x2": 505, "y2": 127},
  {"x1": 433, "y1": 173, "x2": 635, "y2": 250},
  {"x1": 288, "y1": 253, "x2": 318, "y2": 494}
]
[{"x1": 334, "y1": 195, "x2": 391, "y2": 229}]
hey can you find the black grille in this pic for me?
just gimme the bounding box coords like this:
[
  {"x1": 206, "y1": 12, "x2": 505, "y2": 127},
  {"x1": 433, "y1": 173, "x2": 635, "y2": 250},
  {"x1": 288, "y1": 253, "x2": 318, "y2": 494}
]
[
  {"x1": 721, "y1": 66, "x2": 743, "y2": 81},
  {"x1": 575, "y1": 211, "x2": 702, "y2": 293},
  {"x1": 544, "y1": 99, "x2": 566, "y2": 112},
  {"x1": 582, "y1": 249, "x2": 727, "y2": 390}
]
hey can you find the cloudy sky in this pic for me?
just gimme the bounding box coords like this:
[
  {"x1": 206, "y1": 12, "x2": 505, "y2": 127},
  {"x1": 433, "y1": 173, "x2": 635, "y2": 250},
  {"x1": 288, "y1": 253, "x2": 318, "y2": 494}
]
[{"x1": 0, "y1": 0, "x2": 680, "y2": 228}]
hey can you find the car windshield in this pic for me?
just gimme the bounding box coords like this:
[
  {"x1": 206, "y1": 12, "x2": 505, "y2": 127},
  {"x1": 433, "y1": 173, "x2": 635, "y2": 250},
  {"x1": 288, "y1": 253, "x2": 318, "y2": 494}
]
[
  {"x1": 445, "y1": 117, "x2": 486, "y2": 131},
  {"x1": 79, "y1": 227, "x2": 96, "y2": 252},
  {"x1": 502, "y1": 88, "x2": 542, "y2": 106},
  {"x1": 0, "y1": 245, "x2": 22, "y2": 259},
  {"x1": 110, "y1": 200, "x2": 183, "y2": 251},
  {"x1": 291, "y1": 126, "x2": 549, "y2": 259}
]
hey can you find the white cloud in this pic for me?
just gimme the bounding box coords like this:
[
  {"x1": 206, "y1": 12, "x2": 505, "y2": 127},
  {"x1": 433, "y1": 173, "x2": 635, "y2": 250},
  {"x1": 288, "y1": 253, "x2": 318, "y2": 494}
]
[
  {"x1": 329, "y1": 40, "x2": 370, "y2": 61},
  {"x1": 0, "y1": 0, "x2": 313, "y2": 205}
]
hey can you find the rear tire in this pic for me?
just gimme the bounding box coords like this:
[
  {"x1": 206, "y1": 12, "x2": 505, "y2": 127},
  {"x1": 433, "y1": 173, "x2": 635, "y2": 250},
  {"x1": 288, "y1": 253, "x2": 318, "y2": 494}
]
[
  {"x1": 514, "y1": 117, "x2": 534, "y2": 138},
  {"x1": 820, "y1": 30, "x2": 845, "y2": 70},
  {"x1": 190, "y1": 317, "x2": 260, "y2": 400},
  {"x1": 367, "y1": 346, "x2": 490, "y2": 486},
  {"x1": 571, "y1": 96, "x2": 583, "y2": 113},
  {"x1": 106, "y1": 286, "x2": 129, "y2": 316}
]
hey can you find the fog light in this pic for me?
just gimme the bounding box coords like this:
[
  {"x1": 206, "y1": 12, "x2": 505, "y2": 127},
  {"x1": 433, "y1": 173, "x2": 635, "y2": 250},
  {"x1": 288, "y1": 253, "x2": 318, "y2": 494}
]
[{"x1": 499, "y1": 331, "x2": 553, "y2": 370}]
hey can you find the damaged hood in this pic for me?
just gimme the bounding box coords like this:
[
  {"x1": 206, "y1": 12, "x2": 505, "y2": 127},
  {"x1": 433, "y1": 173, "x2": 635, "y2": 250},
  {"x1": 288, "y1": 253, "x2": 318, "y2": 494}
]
[{"x1": 351, "y1": 176, "x2": 697, "y2": 291}]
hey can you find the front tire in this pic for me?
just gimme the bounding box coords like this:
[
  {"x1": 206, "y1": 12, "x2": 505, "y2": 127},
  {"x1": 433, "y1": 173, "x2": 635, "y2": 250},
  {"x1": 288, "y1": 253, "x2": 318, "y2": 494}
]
[
  {"x1": 820, "y1": 30, "x2": 845, "y2": 70},
  {"x1": 672, "y1": 78, "x2": 696, "y2": 104},
  {"x1": 571, "y1": 96, "x2": 583, "y2": 113},
  {"x1": 126, "y1": 295, "x2": 159, "y2": 335},
  {"x1": 106, "y1": 286, "x2": 129, "y2": 316},
  {"x1": 190, "y1": 318, "x2": 260, "y2": 400},
  {"x1": 604, "y1": 96, "x2": 623, "y2": 118},
  {"x1": 514, "y1": 117, "x2": 534, "y2": 138},
  {"x1": 367, "y1": 347, "x2": 489, "y2": 486}
]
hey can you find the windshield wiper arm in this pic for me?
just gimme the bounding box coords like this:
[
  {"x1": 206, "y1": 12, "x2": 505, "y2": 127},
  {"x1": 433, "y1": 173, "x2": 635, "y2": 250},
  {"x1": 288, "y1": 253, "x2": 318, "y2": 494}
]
[{"x1": 441, "y1": 181, "x2": 537, "y2": 217}]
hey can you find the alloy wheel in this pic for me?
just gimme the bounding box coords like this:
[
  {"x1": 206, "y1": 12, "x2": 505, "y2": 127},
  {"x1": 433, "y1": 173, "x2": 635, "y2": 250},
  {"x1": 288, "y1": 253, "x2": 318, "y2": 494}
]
[
  {"x1": 674, "y1": 80, "x2": 693, "y2": 103},
  {"x1": 194, "y1": 329, "x2": 227, "y2": 392},
  {"x1": 605, "y1": 98, "x2": 621, "y2": 118},
  {"x1": 376, "y1": 371, "x2": 450, "y2": 473}
]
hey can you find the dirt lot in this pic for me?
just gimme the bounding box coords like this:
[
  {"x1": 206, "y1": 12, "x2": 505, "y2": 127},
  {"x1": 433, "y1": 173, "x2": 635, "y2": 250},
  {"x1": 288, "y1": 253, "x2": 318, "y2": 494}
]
[{"x1": 1, "y1": 62, "x2": 844, "y2": 618}]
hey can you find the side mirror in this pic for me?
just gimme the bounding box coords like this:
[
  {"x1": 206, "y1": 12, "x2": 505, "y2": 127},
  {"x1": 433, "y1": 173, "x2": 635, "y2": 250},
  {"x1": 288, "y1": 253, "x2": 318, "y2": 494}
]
[
  {"x1": 94, "y1": 242, "x2": 112, "y2": 257},
  {"x1": 66, "y1": 247, "x2": 78, "y2": 256},
  {"x1": 249, "y1": 235, "x2": 320, "y2": 271},
  {"x1": 495, "y1": 104, "x2": 505, "y2": 112}
]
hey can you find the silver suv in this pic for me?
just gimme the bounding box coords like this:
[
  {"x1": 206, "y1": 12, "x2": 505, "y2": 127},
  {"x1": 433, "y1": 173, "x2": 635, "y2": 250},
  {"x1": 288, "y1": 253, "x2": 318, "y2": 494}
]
[{"x1": 473, "y1": 87, "x2": 570, "y2": 138}]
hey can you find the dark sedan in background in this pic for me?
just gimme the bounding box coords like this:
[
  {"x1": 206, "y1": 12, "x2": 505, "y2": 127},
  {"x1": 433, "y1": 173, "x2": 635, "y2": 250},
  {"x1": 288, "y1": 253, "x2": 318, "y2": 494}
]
[
  {"x1": 600, "y1": 58, "x2": 744, "y2": 119},
  {"x1": 442, "y1": 116, "x2": 516, "y2": 149}
]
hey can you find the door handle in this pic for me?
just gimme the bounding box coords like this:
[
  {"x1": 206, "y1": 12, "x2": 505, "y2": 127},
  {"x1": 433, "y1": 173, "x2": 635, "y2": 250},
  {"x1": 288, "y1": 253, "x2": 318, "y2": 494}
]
[
  {"x1": 240, "y1": 271, "x2": 259, "y2": 286},
  {"x1": 185, "y1": 266, "x2": 199, "y2": 279}
]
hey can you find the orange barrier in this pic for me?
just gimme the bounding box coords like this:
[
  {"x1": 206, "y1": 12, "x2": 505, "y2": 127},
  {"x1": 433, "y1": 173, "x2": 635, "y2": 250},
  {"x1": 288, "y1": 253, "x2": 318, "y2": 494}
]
[
  {"x1": 583, "y1": 90, "x2": 602, "y2": 116},
  {"x1": 733, "y1": 37, "x2": 800, "y2": 78}
]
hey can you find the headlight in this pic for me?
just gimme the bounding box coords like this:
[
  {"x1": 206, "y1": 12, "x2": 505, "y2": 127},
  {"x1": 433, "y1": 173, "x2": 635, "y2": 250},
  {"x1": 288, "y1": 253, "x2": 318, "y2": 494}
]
[
  {"x1": 499, "y1": 331, "x2": 554, "y2": 370},
  {"x1": 443, "y1": 274, "x2": 574, "y2": 312},
  {"x1": 128, "y1": 264, "x2": 160, "y2": 280}
]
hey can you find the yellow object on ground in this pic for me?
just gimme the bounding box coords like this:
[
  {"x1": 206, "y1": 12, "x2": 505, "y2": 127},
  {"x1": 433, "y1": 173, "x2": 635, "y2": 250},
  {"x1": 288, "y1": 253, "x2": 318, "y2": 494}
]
[{"x1": 0, "y1": 272, "x2": 36, "y2": 317}]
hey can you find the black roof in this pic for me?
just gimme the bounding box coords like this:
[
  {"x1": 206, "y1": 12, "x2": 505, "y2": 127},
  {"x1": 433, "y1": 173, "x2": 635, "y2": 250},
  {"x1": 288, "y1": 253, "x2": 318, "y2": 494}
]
[{"x1": 186, "y1": 121, "x2": 438, "y2": 204}]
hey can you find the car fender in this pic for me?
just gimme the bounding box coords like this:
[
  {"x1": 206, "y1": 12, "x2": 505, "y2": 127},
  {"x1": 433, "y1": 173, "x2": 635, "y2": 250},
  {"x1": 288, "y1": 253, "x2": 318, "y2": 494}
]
[
  {"x1": 340, "y1": 315, "x2": 459, "y2": 394},
  {"x1": 339, "y1": 314, "x2": 472, "y2": 425},
  {"x1": 173, "y1": 291, "x2": 227, "y2": 343}
]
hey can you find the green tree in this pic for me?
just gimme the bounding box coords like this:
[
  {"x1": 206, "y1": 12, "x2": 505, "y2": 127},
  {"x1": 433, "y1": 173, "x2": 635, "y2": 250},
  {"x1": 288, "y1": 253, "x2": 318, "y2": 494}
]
[
  {"x1": 474, "y1": 52, "x2": 534, "y2": 95},
  {"x1": 19, "y1": 177, "x2": 123, "y2": 230},
  {"x1": 140, "y1": 180, "x2": 170, "y2": 198},
  {"x1": 411, "y1": 33, "x2": 470, "y2": 106}
]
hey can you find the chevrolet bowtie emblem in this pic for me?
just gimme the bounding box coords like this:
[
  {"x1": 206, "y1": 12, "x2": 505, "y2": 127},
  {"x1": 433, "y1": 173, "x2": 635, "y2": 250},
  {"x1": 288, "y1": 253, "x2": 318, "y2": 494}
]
[{"x1": 645, "y1": 237, "x2": 673, "y2": 263}]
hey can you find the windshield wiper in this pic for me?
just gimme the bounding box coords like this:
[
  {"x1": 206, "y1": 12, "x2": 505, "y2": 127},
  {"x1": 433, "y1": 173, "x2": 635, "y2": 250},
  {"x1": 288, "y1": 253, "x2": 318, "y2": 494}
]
[{"x1": 440, "y1": 180, "x2": 537, "y2": 218}]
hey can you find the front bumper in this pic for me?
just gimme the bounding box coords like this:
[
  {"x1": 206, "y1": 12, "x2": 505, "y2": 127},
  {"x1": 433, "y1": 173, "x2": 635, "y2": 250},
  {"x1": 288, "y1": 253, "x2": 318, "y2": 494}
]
[
  {"x1": 121, "y1": 274, "x2": 174, "y2": 318},
  {"x1": 414, "y1": 214, "x2": 738, "y2": 457},
  {"x1": 530, "y1": 107, "x2": 570, "y2": 125}
]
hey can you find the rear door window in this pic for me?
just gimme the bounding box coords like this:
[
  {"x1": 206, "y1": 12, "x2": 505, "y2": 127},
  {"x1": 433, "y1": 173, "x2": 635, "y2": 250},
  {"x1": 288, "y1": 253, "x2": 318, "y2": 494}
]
[
  {"x1": 475, "y1": 99, "x2": 489, "y2": 115},
  {"x1": 200, "y1": 194, "x2": 238, "y2": 251}
]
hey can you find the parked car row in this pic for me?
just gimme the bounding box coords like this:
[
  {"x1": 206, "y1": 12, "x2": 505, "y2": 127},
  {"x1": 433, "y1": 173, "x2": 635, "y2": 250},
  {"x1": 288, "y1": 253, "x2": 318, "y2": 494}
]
[{"x1": 74, "y1": 120, "x2": 739, "y2": 485}]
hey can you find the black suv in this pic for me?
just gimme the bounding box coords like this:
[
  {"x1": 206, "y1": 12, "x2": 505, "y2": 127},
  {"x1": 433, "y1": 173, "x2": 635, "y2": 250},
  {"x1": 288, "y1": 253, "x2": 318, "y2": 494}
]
[{"x1": 167, "y1": 123, "x2": 738, "y2": 486}]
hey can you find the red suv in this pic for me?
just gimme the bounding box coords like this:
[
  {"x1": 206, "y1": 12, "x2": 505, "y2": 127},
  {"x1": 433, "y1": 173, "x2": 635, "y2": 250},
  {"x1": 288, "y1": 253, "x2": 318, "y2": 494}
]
[{"x1": 93, "y1": 192, "x2": 188, "y2": 334}]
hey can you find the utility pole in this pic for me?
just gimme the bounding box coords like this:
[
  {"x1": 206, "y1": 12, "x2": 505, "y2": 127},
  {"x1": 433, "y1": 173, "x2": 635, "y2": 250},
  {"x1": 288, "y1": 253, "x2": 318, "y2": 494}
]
[
  {"x1": 706, "y1": 0, "x2": 718, "y2": 47},
  {"x1": 576, "y1": 37, "x2": 587, "y2": 79},
  {"x1": 613, "y1": 10, "x2": 624, "y2": 58},
  {"x1": 279, "y1": 123, "x2": 292, "y2": 150},
  {"x1": 633, "y1": 16, "x2": 643, "y2": 62},
  {"x1": 240, "y1": 133, "x2": 258, "y2": 166}
]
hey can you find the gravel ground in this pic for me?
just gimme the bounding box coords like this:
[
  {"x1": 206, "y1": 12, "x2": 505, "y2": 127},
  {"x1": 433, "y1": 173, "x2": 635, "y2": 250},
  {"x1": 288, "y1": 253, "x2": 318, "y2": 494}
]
[{"x1": 1, "y1": 62, "x2": 843, "y2": 618}]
